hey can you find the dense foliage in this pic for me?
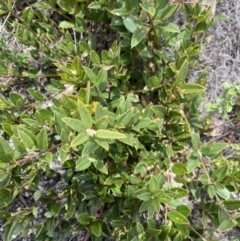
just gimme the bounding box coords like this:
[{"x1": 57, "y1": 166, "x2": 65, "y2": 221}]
[{"x1": 0, "y1": 0, "x2": 240, "y2": 240}]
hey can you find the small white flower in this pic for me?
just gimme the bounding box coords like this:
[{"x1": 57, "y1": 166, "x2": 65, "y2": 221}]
[{"x1": 86, "y1": 129, "x2": 96, "y2": 137}]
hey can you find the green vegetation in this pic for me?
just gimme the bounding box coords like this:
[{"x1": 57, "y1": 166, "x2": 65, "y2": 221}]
[{"x1": 0, "y1": 0, "x2": 239, "y2": 240}]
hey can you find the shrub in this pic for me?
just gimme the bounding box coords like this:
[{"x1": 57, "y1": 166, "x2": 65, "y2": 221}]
[
  {"x1": 206, "y1": 82, "x2": 240, "y2": 120},
  {"x1": 0, "y1": 0, "x2": 239, "y2": 241}
]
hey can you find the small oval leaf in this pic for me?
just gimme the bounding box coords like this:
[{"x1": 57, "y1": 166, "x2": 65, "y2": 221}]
[
  {"x1": 95, "y1": 130, "x2": 126, "y2": 139},
  {"x1": 167, "y1": 211, "x2": 189, "y2": 225}
]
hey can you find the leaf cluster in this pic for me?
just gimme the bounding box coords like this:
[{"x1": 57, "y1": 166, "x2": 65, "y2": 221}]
[{"x1": 0, "y1": 0, "x2": 239, "y2": 241}]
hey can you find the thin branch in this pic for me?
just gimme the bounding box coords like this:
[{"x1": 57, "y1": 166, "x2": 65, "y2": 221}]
[
  {"x1": 18, "y1": 143, "x2": 62, "y2": 165},
  {"x1": 188, "y1": 224, "x2": 209, "y2": 241},
  {"x1": 0, "y1": 11, "x2": 11, "y2": 32},
  {"x1": 0, "y1": 73, "x2": 60, "y2": 79},
  {"x1": 83, "y1": 231, "x2": 91, "y2": 241}
]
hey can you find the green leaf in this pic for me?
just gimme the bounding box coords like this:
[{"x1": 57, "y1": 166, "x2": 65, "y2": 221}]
[
  {"x1": 131, "y1": 26, "x2": 150, "y2": 48},
  {"x1": 32, "y1": 207, "x2": 38, "y2": 219},
  {"x1": 90, "y1": 51, "x2": 101, "y2": 65},
  {"x1": 173, "y1": 232, "x2": 184, "y2": 241},
  {"x1": 7, "y1": 0, "x2": 13, "y2": 11},
  {"x1": 117, "y1": 108, "x2": 133, "y2": 127},
  {"x1": 139, "y1": 200, "x2": 150, "y2": 212},
  {"x1": 0, "y1": 62, "x2": 8, "y2": 75},
  {"x1": 0, "y1": 97, "x2": 8, "y2": 110},
  {"x1": 176, "y1": 205, "x2": 191, "y2": 217},
  {"x1": 161, "y1": 23, "x2": 180, "y2": 33},
  {"x1": 172, "y1": 163, "x2": 187, "y2": 175},
  {"x1": 140, "y1": 2, "x2": 155, "y2": 16},
  {"x1": 95, "y1": 102, "x2": 107, "y2": 119},
  {"x1": 71, "y1": 132, "x2": 89, "y2": 147},
  {"x1": 51, "y1": 202, "x2": 62, "y2": 216},
  {"x1": 35, "y1": 223, "x2": 46, "y2": 240},
  {"x1": 148, "y1": 176, "x2": 159, "y2": 192},
  {"x1": 55, "y1": 63, "x2": 73, "y2": 76},
  {"x1": 104, "y1": 193, "x2": 115, "y2": 204},
  {"x1": 149, "y1": 199, "x2": 161, "y2": 217},
  {"x1": 37, "y1": 109, "x2": 53, "y2": 122},
  {"x1": 135, "y1": 222, "x2": 144, "y2": 234},
  {"x1": 93, "y1": 159, "x2": 108, "y2": 174},
  {"x1": 0, "y1": 189, "x2": 14, "y2": 208},
  {"x1": 207, "y1": 185, "x2": 215, "y2": 199},
  {"x1": 12, "y1": 136, "x2": 26, "y2": 153},
  {"x1": 77, "y1": 213, "x2": 91, "y2": 225},
  {"x1": 180, "y1": 83, "x2": 205, "y2": 94},
  {"x1": 215, "y1": 14, "x2": 228, "y2": 20},
  {"x1": 187, "y1": 153, "x2": 200, "y2": 173},
  {"x1": 218, "y1": 219, "x2": 237, "y2": 232},
  {"x1": 22, "y1": 119, "x2": 40, "y2": 128},
  {"x1": 10, "y1": 93, "x2": 24, "y2": 109},
  {"x1": 83, "y1": 66, "x2": 98, "y2": 84},
  {"x1": 18, "y1": 130, "x2": 35, "y2": 148},
  {"x1": 65, "y1": 196, "x2": 77, "y2": 219},
  {"x1": 201, "y1": 143, "x2": 227, "y2": 159},
  {"x1": 158, "y1": 3, "x2": 178, "y2": 20},
  {"x1": 133, "y1": 118, "x2": 152, "y2": 130},
  {"x1": 158, "y1": 224, "x2": 171, "y2": 240},
  {"x1": 57, "y1": 0, "x2": 77, "y2": 14},
  {"x1": 62, "y1": 118, "x2": 85, "y2": 132},
  {"x1": 97, "y1": 70, "x2": 108, "y2": 86},
  {"x1": 123, "y1": 16, "x2": 137, "y2": 33},
  {"x1": 199, "y1": 174, "x2": 208, "y2": 185},
  {"x1": 76, "y1": 156, "x2": 92, "y2": 171},
  {"x1": 167, "y1": 211, "x2": 189, "y2": 225},
  {"x1": 53, "y1": 112, "x2": 69, "y2": 136},
  {"x1": 118, "y1": 133, "x2": 133, "y2": 146},
  {"x1": 60, "y1": 128, "x2": 69, "y2": 144},
  {"x1": 88, "y1": 1, "x2": 102, "y2": 9},
  {"x1": 69, "y1": 56, "x2": 83, "y2": 76},
  {"x1": 224, "y1": 200, "x2": 240, "y2": 210},
  {"x1": 39, "y1": 152, "x2": 52, "y2": 164},
  {"x1": 59, "y1": 21, "x2": 74, "y2": 28},
  {"x1": 170, "y1": 188, "x2": 188, "y2": 198},
  {"x1": 165, "y1": 145, "x2": 174, "y2": 158},
  {"x1": 151, "y1": 105, "x2": 167, "y2": 118},
  {"x1": 110, "y1": 8, "x2": 128, "y2": 17},
  {"x1": 95, "y1": 130, "x2": 126, "y2": 139},
  {"x1": 0, "y1": 173, "x2": 11, "y2": 187},
  {"x1": 135, "y1": 189, "x2": 151, "y2": 201},
  {"x1": 145, "y1": 228, "x2": 161, "y2": 237},
  {"x1": 82, "y1": 140, "x2": 99, "y2": 156},
  {"x1": 191, "y1": 131, "x2": 201, "y2": 151},
  {"x1": 215, "y1": 186, "x2": 233, "y2": 200},
  {"x1": 95, "y1": 116, "x2": 108, "y2": 129},
  {"x1": 37, "y1": 128, "x2": 48, "y2": 151},
  {"x1": 2, "y1": 123, "x2": 13, "y2": 136},
  {"x1": 59, "y1": 144, "x2": 69, "y2": 163},
  {"x1": 0, "y1": 137, "x2": 14, "y2": 162},
  {"x1": 78, "y1": 100, "x2": 93, "y2": 129},
  {"x1": 176, "y1": 224, "x2": 189, "y2": 237},
  {"x1": 35, "y1": 1, "x2": 53, "y2": 9},
  {"x1": 175, "y1": 59, "x2": 188, "y2": 84},
  {"x1": 22, "y1": 7, "x2": 35, "y2": 23},
  {"x1": 3, "y1": 220, "x2": 23, "y2": 241},
  {"x1": 189, "y1": 181, "x2": 200, "y2": 201},
  {"x1": 211, "y1": 164, "x2": 228, "y2": 181},
  {"x1": 125, "y1": 0, "x2": 139, "y2": 14},
  {"x1": 17, "y1": 126, "x2": 36, "y2": 141},
  {"x1": 94, "y1": 137, "x2": 109, "y2": 151},
  {"x1": 34, "y1": 190, "x2": 42, "y2": 201},
  {"x1": 90, "y1": 220, "x2": 102, "y2": 237}
]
